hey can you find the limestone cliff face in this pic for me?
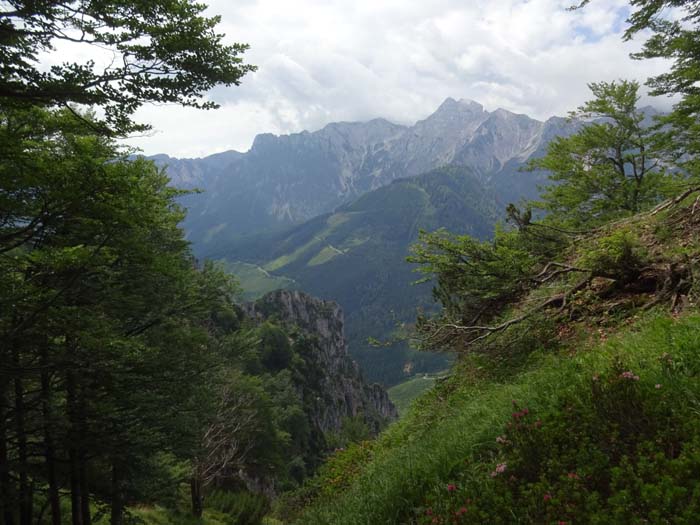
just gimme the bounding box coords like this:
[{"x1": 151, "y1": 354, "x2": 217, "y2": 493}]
[{"x1": 243, "y1": 289, "x2": 397, "y2": 434}]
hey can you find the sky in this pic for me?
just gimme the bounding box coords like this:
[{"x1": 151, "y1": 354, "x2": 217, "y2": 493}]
[{"x1": 121, "y1": 0, "x2": 672, "y2": 158}]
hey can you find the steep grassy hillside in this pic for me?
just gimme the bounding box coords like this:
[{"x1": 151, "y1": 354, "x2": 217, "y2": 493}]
[
  {"x1": 283, "y1": 198, "x2": 700, "y2": 524},
  {"x1": 213, "y1": 166, "x2": 500, "y2": 385},
  {"x1": 387, "y1": 371, "x2": 447, "y2": 416}
]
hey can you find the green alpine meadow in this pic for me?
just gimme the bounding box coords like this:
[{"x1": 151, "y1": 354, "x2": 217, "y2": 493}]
[{"x1": 2, "y1": 1, "x2": 700, "y2": 524}]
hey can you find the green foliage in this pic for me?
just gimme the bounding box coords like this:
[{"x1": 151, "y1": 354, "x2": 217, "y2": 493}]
[
  {"x1": 0, "y1": 105, "x2": 337, "y2": 524},
  {"x1": 410, "y1": 226, "x2": 538, "y2": 333},
  {"x1": 326, "y1": 417, "x2": 372, "y2": 450},
  {"x1": 0, "y1": 104, "x2": 253, "y2": 523},
  {"x1": 528, "y1": 80, "x2": 671, "y2": 228},
  {"x1": 296, "y1": 315, "x2": 700, "y2": 524},
  {"x1": 623, "y1": 1, "x2": 700, "y2": 179},
  {"x1": 274, "y1": 441, "x2": 376, "y2": 523},
  {"x1": 0, "y1": 0, "x2": 255, "y2": 133},
  {"x1": 259, "y1": 323, "x2": 294, "y2": 372},
  {"x1": 206, "y1": 490, "x2": 268, "y2": 525},
  {"x1": 415, "y1": 324, "x2": 700, "y2": 524},
  {"x1": 578, "y1": 230, "x2": 649, "y2": 281}
]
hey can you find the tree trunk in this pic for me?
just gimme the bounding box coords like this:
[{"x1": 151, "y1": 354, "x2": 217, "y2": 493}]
[
  {"x1": 190, "y1": 476, "x2": 203, "y2": 518},
  {"x1": 69, "y1": 446, "x2": 82, "y2": 525},
  {"x1": 12, "y1": 347, "x2": 31, "y2": 525},
  {"x1": 66, "y1": 372, "x2": 83, "y2": 525},
  {"x1": 109, "y1": 461, "x2": 123, "y2": 525},
  {"x1": 77, "y1": 380, "x2": 91, "y2": 525},
  {"x1": 79, "y1": 455, "x2": 91, "y2": 525},
  {"x1": 40, "y1": 350, "x2": 61, "y2": 525},
  {"x1": 0, "y1": 375, "x2": 15, "y2": 525}
]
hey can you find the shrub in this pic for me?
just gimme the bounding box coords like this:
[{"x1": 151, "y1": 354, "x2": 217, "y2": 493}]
[
  {"x1": 416, "y1": 320, "x2": 700, "y2": 524},
  {"x1": 206, "y1": 490, "x2": 268, "y2": 525},
  {"x1": 579, "y1": 230, "x2": 648, "y2": 281},
  {"x1": 297, "y1": 315, "x2": 700, "y2": 524}
]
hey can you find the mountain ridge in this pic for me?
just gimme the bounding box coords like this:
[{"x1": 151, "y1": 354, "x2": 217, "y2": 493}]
[{"x1": 153, "y1": 98, "x2": 581, "y2": 250}]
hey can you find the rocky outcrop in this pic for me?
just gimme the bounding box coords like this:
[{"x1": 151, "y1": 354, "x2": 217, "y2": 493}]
[{"x1": 243, "y1": 290, "x2": 397, "y2": 435}]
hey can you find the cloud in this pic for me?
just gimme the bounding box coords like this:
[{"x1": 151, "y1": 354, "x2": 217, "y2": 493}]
[{"x1": 122, "y1": 0, "x2": 673, "y2": 157}]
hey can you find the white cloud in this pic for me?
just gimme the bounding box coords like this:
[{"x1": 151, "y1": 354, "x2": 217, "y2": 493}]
[{"x1": 120, "y1": 0, "x2": 673, "y2": 157}]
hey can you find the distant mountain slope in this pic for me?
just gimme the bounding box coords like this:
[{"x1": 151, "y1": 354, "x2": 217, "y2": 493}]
[
  {"x1": 155, "y1": 99, "x2": 578, "y2": 250},
  {"x1": 150, "y1": 150, "x2": 243, "y2": 189},
  {"x1": 213, "y1": 166, "x2": 500, "y2": 385}
]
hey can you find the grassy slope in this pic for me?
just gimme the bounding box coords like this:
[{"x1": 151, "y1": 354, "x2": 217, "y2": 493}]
[
  {"x1": 298, "y1": 314, "x2": 700, "y2": 524},
  {"x1": 387, "y1": 372, "x2": 447, "y2": 416},
  {"x1": 223, "y1": 260, "x2": 296, "y2": 300},
  {"x1": 291, "y1": 201, "x2": 700, "y2": 524}
]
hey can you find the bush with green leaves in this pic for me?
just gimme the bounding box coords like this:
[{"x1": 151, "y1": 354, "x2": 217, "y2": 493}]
[
  {"x1": 578, "y1": 230, "x2": 649, "y2": 281},
  {"x1": 414, "y1": 318, "x2": 700, "y2": 525},
  {"x1": 409, "y1": 226, "x2": 539, "y2": 336},
  {"x1": 206, "y1": 490, "x2": 268, "y2": 525},
  {"x1": 295, "y1": 315, "x2": 700, "y2": 524}
]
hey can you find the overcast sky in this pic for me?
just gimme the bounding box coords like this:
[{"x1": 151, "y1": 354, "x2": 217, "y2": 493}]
[{"x1": 124, "y1": 0, "x2": 672, "y2": 158}]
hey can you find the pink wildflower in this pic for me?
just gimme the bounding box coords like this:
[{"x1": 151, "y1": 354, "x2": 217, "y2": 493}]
[
  {"x1": 447, "y1": 483, "x2": 456, "y2": 492},
  {"x1": 491, "y1": 462, "x2": 507, "y2": 477},
  {"x1": 655, "y1": 384, "x2": 662, "y2": 389},
  {"x1": 455, "y1": 507, "x2": 468, "y2": 516},
  {"x1": 620, "y1": 371, "x2": 640, "y2": 381},
  {"x1": 543, "y1": 493, "x2": 552, "y2": 502}
]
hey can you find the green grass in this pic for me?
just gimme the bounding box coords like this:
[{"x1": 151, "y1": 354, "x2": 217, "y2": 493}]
[
  {"x1": 296, "y1": 313, "x2": 700, "y2": 524},
  {"x1": 307, "y1": 245, "x2": 343, "y2": 266},
  {"x1": 326, "y1": 212, "x2": 352, "y2": 228},
  {"x1": 224, "y1": 261, "x2": 296, "y2": 300},
  {"x1": 131, "y1": 506, "x2": 231, "y2": 525},
  {"x1": 387, "y1": 372, "x2": 446, "y2": 416},
  {"x1": 91, "y1": 504, "x2": 231, "y2": 525},
  {"x1": 203, "y1": 223, "x2": 227, "y2": 243}
]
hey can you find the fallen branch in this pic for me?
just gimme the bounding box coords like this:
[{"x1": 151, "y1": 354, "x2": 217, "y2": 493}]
[
  {"x1": 651, "y1": 186, "x2": 700, "y2": 216},
  {"x1": 421, "y1": 275, "x2": 591, "y2": 350},
  {"x1": 533, "y1": 261, "x2": 589, "y2": 284}
]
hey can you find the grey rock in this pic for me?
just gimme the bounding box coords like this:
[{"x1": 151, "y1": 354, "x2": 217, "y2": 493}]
[
  {"x1": 243, "y1": 289, "x2": 397, "y2": 434},
  {"x1": 158, "y1": 99, "x2": 578, "y2": 250}
]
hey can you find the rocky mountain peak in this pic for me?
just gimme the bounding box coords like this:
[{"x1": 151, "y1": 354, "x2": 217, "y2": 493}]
[
  {"x1": 162, "y1": 98, "x2": 585, "y2": 246},
  {"x1": 419, "y1": 97, "x2": 488, "y2": 129},
  {"x1": 434, "y1": 97, "x2": 484, "y2": 113}
]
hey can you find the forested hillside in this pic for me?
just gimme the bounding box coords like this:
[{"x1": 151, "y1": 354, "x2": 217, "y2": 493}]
[
  {"x1": 216, "y1": 166, "x2": 499, "y2": 385},
  {"x1": 4, "y1": 0, "x2": 700, "y2": 524},
  {"x1": 285, "y1": 3, "x2": 700, "y2": 516},
  {"x1": 0, "y1": 3, "x2": 393, "y2": 524}
]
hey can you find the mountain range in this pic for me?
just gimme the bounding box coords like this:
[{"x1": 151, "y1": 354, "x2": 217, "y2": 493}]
[
  {"x1": 157, "y1": 98, "x2": 579, "y2": 252},
  {"x1": 152, "y1": 99, "x2": 586, "y2": 384}
]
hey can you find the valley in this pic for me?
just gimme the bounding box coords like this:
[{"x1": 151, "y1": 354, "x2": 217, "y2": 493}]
[
  {"x1": 4, "y1": 1, "x2": 700, "y2": 523},
  {"x1": 156, "y1": 100, "x2": 577, "y2": 386}
]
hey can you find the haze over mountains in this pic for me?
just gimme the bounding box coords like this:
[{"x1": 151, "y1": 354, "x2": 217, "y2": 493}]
[
  {"x1": 152, "y1": 98, "x2": 589, "y2": 384},
  {"x1": 158, "y1": 98, "x2": 579, "y2": 252}
]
